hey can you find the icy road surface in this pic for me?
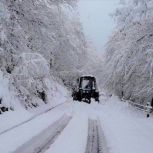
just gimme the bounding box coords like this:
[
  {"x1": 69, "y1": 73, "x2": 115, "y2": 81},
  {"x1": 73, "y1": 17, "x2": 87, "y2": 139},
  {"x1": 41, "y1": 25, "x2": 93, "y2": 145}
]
[{"x1": 0, "y1": 96, "x2": 153, "y2": 153}]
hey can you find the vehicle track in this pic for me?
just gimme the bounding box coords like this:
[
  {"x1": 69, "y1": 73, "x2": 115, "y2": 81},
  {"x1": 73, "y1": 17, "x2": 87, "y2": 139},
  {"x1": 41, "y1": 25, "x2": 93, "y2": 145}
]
[
  {"x1": 0, "y1": 102, "x2": 67, "y2": 136},
  {"x1": 13, "y1": 114, "x2": 72, "y2": 153},
  {"x1": 85, "y1": 119, "x2": 107, "y2": 153}
]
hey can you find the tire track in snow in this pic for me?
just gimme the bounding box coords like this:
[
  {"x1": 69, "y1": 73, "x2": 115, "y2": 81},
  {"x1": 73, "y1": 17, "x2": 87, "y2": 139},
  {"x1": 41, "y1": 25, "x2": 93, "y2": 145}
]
[
  {"x1": 85, "y1": 119, "x2": 108, "y2": 153},
  {"x1": 13, "y1": 114, "x2": 72, "y2": 153},
  {"x1": 0, "y1": 102, "x2": 67, "y2": 136}
]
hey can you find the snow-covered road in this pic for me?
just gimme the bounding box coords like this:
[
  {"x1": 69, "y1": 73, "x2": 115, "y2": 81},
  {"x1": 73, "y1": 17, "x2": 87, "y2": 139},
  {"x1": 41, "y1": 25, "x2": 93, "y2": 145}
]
[
  {"x1": 1, "y1": 96, "x2": 153, "y2": 153},
  {"x1": 45, "y1": 97, "x2": 153, "y2": 153}
]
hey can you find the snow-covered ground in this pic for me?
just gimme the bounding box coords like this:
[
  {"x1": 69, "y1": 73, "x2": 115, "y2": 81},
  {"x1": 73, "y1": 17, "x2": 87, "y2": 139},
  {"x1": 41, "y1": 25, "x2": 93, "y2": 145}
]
[
  {"x1": 0, "y1": 102, "x2": 72, "y2": 153},
  {"x1": 46, "y1": 96, "x2": 153, "y2": 153},
  {"x1": 0, "y1": 95, "x2": 153, "y2": 153},
  {"x1": 0, "y1": 77, "x2": 68, "y2": 134},
  {"x1": 98, "y1": 96, "x2": 153, "y2": 153}
]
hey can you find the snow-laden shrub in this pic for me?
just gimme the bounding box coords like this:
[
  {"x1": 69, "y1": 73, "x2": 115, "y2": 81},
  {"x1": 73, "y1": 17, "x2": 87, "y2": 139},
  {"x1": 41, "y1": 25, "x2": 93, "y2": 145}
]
[
  {"x1": 12, "y1": 53, "x2": 50, "y2": 109},
  {"x1": 15, "y1": 53, "x2": 50, "y2": 78}
]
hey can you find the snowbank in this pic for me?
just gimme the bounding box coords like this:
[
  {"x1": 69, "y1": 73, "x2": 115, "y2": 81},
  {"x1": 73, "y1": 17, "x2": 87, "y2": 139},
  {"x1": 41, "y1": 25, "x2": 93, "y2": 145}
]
[
  {"x1": 0, "y1": 75, "x2": 68, "y2": 138},
  {"x1": 0, "y1": 60, "x2": 69, "y2": 134},
  {"x1": 98, "y1": 95, "x2": 153, "y2": 153}
]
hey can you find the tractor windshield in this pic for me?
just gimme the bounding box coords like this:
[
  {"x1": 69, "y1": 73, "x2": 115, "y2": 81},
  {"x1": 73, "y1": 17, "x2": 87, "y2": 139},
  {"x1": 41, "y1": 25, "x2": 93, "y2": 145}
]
[
  {"x1": 82, "y1": 79, "x2": 92, "y2": 90},
  {"x1": 81, "y1": 77, "x2": 96, "y2": 90}
]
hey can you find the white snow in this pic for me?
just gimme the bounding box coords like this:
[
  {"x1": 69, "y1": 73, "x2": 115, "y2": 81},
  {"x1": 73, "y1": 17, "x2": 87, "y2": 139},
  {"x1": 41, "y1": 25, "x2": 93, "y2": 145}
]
[
  {"x1": 45, "y1": 102, "x2": 96, "y2": 153},
  {"x1": 45, "y1": 113, "x2": 88, "y2": 153},
  {"x1": 0, "y1": 94, "x2": 153, "y2": 153},
  {"x1": 0, "y1": 102, "x2": 71, "y2": 153},
  {"x1": 0, "y1": 71, "x2": 69, "y2": 152},
  {"x1": 46, "y1": 96, "x2": 153, "y2": 153},
  {"x1": 0, "y1": 76, "x2": 68, "y2": 133},
  {"x1": 98, "y1": 96, "x2": 153, "y2": 153}
]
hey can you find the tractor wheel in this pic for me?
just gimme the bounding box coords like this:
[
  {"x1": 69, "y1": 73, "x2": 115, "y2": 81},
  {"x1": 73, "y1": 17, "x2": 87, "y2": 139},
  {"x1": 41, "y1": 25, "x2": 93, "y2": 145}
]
[
  {"x1": 73, "y1": 96, "x2": 76, "y2": 101},
  {"x1": 72, "y1": 94, "x2": 77, "y2": 101},
  {"x1": 88, "y1": 98, "x2": 91, "y2": 104},
  {"x1": 77, "y1": 96, "x2": 82, "y2": 102},
  {"x1": 95, "y1": 97, "x2": 99, "y2": 103}
]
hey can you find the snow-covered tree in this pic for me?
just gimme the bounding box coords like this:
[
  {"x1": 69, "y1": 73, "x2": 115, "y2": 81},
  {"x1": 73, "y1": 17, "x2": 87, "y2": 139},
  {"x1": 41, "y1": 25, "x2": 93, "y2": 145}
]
[
  {"x1": 103, "y1": 0, "x2": 153, "y2": 104},
  {"x1": 0, "y1": 0, "x2": 93, "y2": 109}
]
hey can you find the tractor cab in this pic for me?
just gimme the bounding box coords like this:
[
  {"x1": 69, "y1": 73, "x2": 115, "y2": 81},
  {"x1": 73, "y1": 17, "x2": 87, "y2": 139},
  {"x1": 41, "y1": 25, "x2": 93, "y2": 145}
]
[{"x1": 72, "y1": 76, "x2": 99, "y2": 104}]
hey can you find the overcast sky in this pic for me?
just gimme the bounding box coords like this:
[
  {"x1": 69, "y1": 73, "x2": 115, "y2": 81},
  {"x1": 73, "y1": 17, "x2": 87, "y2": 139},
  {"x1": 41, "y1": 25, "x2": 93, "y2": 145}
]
[{"x1": 78, "y1": 0, "x2": 119, "y2": 53}]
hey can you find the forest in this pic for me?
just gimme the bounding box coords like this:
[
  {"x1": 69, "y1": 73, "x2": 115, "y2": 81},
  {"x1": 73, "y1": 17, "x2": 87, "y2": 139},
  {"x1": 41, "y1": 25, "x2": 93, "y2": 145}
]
[
  {"x1": 0, "y1": 0, "x2": 153, "y2": 110},
  {"x1": 0, "y1": 1, "x2": 153, "y2": 153}
]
